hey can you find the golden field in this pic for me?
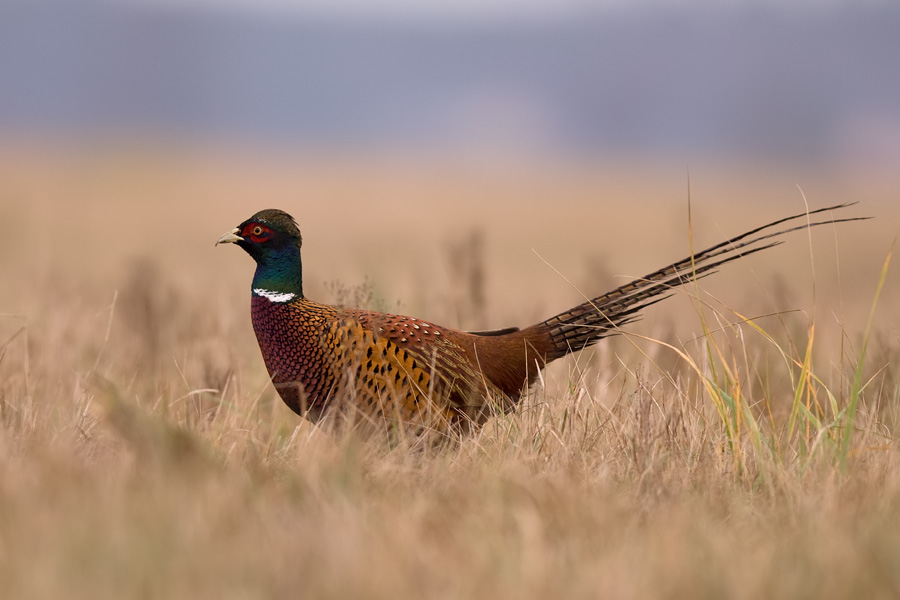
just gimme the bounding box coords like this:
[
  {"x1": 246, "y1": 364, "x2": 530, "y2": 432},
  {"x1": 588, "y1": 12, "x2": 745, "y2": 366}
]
[{"x1": 1, "y1": 146, "x2": 899, "y2": 599}]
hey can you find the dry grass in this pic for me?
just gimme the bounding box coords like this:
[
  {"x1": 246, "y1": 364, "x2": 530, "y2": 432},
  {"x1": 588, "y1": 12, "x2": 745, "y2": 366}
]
[{"x1": 1, "y1": 147, "x2": 899, "y2": 599}]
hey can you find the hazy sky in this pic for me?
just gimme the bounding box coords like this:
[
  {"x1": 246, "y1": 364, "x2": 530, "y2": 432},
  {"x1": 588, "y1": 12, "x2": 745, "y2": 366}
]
[
  {"x1": 3, "y1": 0, "x2": 897, "y2": 163},
  {"x1": 111, "y1": 0, "x2": 866, "y2": 20}
]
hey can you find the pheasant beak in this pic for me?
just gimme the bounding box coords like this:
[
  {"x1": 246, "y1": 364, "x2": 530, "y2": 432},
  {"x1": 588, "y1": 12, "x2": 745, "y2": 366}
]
[{"x1": 216, "y1": 228, "x2": 243, "y2": 246}]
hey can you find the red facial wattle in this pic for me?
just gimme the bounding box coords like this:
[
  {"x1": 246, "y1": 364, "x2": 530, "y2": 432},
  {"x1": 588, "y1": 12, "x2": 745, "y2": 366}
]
[{"x1": 241, "y1": 223, "x2": 273, "y2": 243}]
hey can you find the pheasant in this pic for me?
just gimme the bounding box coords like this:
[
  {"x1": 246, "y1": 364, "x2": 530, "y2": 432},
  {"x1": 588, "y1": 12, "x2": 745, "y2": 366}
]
[{"x1": 217, "y1": 204, "x2": 861, "y2": 436}]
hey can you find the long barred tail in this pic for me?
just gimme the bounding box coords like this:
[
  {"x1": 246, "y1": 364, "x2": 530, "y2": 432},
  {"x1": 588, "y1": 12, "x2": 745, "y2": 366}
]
[{"x1": 540, "y1": 203, "x2": 867, "y2": 360}]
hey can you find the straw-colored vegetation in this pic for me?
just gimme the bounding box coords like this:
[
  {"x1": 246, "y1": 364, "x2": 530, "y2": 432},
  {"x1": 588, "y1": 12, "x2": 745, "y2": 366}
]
[{"x1": 1, "y1": 148, "x2": 898, "y2": 598}]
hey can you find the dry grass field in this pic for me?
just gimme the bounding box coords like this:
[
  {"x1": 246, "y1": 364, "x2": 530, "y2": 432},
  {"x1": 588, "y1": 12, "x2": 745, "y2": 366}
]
[{"x1": 1, "y1": 146, "x2": 899, "y2": 599}]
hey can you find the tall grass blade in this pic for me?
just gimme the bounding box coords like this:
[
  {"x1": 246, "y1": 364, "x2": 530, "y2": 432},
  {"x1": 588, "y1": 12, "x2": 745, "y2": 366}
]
[{"x1": 839, "y1": 244, "x2": 893, "y2": 468}]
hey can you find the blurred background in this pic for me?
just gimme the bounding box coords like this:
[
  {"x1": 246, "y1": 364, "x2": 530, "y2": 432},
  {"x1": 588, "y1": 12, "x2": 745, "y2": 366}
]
[
  {"x1": 2, "y1": 0, "x2": 900, "y2": 165},
  {"x1": 0, "y1": 0, "x2": 897, "y2": 388}
]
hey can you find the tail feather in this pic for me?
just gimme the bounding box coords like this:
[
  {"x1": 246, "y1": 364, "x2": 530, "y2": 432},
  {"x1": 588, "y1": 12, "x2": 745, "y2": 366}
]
[{"x1": 540, "y1": 203, "x2": 867, "y2": 359}]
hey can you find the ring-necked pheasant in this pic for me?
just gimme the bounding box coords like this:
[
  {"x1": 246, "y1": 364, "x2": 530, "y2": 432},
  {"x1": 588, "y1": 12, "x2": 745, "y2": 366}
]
[{"x1": 217, "y1": 204, "x2": 862, "y2": 436}]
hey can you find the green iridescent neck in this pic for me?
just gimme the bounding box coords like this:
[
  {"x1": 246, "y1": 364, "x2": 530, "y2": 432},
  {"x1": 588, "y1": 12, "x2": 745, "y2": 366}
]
[{"x1": 251, "y1": 245, "x2": 304, "y2": 299}]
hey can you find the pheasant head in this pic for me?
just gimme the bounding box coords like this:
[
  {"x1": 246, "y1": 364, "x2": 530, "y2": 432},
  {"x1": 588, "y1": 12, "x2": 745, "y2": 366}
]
[{"x1": 216, "y1": 209, "x2": 305, "y2": 299}]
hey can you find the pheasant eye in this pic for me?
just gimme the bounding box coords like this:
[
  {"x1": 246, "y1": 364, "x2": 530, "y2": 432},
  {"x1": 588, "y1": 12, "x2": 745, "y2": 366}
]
[{"x1": 242, "y1": 223, "x2": 272, "y2": 240}]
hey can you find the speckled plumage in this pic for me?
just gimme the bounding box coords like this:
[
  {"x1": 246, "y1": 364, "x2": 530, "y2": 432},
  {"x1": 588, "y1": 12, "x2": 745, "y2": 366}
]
[
  {"x1": 251, "y1": 293, "x2": 531, "y2": 432},
  {"x1": 219, "y1": 204, "x2": 863, "y2": 436}
]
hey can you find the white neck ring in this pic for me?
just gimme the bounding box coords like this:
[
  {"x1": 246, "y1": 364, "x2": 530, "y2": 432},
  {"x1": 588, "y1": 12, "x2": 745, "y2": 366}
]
[{"x1": 253, "y1": 288, "x2": 296, "y2": 303}]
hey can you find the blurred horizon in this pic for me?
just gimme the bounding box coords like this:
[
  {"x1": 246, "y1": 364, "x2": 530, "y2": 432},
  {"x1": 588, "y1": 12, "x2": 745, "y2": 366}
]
[{"x1": 2, "y1": 0, "x2": 899, "y2": 168}]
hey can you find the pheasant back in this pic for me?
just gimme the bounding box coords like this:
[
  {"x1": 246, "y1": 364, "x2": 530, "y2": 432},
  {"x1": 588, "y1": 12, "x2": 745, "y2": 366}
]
[{"x1": 251, "y1": 295, "x2": 528, "y2": 433}]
